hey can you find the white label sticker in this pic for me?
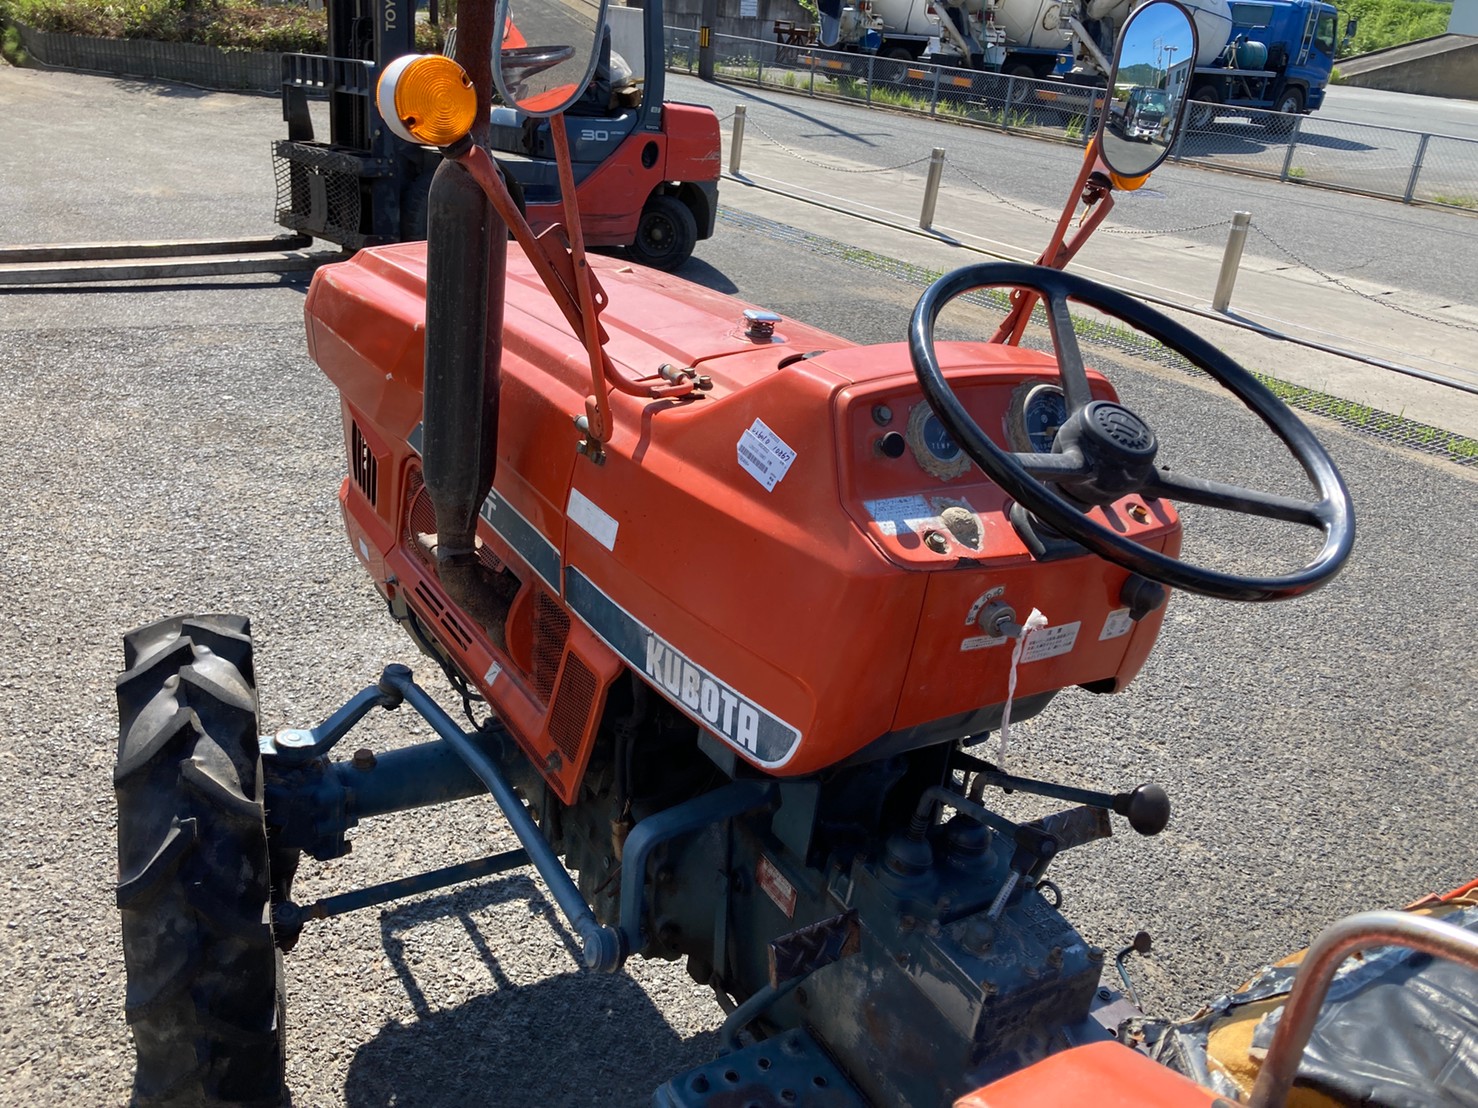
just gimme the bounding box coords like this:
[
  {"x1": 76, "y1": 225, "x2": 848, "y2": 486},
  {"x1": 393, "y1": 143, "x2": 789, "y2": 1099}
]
[
  {"x1": 1021, "y1": 621, "x2": 1081, "y2": 662},
  {"x1": 568, "y1": 487, "x2": 619, "y2": 551},
  {"x1": 1099, "y1": 608, "x2": 1135, "y2": 641},
  {"x1": 865, "y1": 495, "x2": 939, "y2": 537},
  {"x1": 737, "y1": 418, "x2": 797, "y2": 491},
  {"x1": 357, "y1": 537, "x2": 371, "y2": 563},
  {"x1": 960, "y1": 633, "x2": 1008, "y2": 652},
  {"x1": 483, "y1": 661, "x2": 502, "y2": 686}
]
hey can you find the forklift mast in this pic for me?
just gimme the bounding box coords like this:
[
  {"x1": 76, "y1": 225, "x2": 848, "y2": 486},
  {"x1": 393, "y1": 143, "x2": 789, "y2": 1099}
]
[
  {"x1": 329, "y1": 0, "x2": 408, "y2": 148},
  {"x1": 275, "y1": 0, "x2": 435, "y2": 248}
]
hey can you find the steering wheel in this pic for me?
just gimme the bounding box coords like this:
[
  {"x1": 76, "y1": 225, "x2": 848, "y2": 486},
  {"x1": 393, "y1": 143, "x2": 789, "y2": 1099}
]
[
  {"x1": 499, "y1": 44, "x2": 576, "y2": 80},
  {"x1": 908, "y1": 263, "x2": 1354, "y2": 602},
  {"x1": 497, "y1": 44, "x2": 577, "y2": 107}
]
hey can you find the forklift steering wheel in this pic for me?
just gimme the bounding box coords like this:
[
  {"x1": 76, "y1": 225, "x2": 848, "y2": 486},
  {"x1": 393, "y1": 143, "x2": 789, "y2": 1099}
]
[
  {"x1": 499, "y1": 44, "x2": 576, "y2": 81},
  {"x1": 908, "y1": 263, "x2": 1355, "y2": 602}
]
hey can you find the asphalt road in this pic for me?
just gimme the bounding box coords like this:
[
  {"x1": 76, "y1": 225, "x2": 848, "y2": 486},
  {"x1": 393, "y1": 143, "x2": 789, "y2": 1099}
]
[
  {"x1": 668, "y1": 73, "x2": 1478, "y2": 303},
  {"x1": 1322, "y1": 83, "x2": 1478, "y2": 142},
  {"x1": 2, "y1": 64, "x2": 1476, "y2": 1108}
]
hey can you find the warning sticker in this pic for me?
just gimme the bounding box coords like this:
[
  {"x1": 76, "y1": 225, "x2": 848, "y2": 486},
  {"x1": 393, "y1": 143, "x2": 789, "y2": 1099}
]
[
  {"x1": 1099, "y1": 608, "x2": 1135, "y2": 641},
  {"x1": 865, "y1": 494, "x2": 939, "y2": 537},
  {"x1": 737, "y1": 418, "x2": 797, "y2": 491},
  {"x1": 1021, "y1": 621, "x2": 1080, "y2": 662}
]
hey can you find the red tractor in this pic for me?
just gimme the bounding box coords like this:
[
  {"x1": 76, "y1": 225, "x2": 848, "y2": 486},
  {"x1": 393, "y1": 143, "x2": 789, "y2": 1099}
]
[{"x1": 113, "y1": 1, "x2": 1478, "y2": 1105}]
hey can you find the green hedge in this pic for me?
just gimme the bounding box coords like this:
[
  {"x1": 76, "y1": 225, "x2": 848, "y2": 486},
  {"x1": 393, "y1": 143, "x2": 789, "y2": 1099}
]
[{"x1": 0, "y1": 0, "x2": 443, "y2": 54}]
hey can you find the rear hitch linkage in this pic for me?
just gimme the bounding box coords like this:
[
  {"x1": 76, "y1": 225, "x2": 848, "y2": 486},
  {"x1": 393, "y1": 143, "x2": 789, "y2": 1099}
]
[{"x1": 264, "y1": 665, "x2": 624, "y2": 972}]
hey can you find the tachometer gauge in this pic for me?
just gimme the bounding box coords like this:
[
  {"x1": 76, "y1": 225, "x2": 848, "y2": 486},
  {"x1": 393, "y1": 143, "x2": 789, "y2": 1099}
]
[
  {"x1": 906, "y1": 402, "x2": 972, "y2": 480},
  {"x1": 1007, "y1": 383, "x2": 1068, "y2": 453}
]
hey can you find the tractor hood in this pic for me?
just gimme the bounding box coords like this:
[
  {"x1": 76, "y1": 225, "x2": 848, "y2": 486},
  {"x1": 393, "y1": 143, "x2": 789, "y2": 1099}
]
[{"x1": 308, "y1": 244, "x2": 1180, "y2": 778}]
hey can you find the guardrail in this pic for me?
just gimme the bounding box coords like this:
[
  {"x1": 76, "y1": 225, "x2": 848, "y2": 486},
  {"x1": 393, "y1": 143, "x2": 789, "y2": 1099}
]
[{"x1": 667, "y1": 28, "x2": 1478, "y2": 213}]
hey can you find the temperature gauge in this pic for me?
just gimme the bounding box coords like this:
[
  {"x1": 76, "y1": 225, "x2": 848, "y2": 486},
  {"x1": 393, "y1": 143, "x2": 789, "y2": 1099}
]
[{"x1": 905, "y1": 403, "x2": 972, "y2": 480}]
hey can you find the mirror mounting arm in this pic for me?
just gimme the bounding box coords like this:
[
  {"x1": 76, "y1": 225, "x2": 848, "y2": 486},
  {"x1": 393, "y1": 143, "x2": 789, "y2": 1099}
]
[
  {"x1": 991, "y1": 149, "x2": 1115, "y2": 345},
  {"x1": 549, "y1": 115, "x2": 613, "y2": 444},
  {"x1": 448, "y1": 141, "x2": 696, "y2": 445},
  {"x1": 449, "y1": 141, "x2": 590, "y2": 346}
]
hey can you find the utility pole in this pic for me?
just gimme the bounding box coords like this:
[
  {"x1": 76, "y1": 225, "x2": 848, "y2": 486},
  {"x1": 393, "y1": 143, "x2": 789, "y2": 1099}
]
[{"x1": 698, "y1": 0, "x2": 717, "y2": 80}]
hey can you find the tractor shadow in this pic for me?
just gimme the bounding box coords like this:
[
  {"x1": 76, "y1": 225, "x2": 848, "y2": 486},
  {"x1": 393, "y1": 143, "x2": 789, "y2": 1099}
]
[{"x1": 343, "y1": 879, "x2": 720, "y2": 1107}]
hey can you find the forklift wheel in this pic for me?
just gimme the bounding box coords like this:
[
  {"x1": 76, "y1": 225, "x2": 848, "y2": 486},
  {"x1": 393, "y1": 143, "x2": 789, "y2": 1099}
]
[
  {"x1": 629, "y1": 194, "x2": 698, "y2": 272},
  {"x1": 114, "y1": 615, "x2": 287, "y2": 1107}
]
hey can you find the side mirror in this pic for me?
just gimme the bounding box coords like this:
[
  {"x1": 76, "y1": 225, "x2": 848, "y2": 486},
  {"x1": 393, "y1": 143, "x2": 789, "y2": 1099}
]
[
  {"x1": 1342, "y1": 16, "x2": 1357, "y2": 45},
  {"x1": 493, "y1": 0, "x2": 610, "y2": 116},
  {"x1": 1097, "y1": 0, "x2": 1198, "y2": 179}
]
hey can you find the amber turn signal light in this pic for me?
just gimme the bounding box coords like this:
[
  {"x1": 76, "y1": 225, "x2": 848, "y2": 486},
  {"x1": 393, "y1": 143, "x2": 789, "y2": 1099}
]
[{"x1": 376, "y1": 54, "x2": 476, "y2": 147}]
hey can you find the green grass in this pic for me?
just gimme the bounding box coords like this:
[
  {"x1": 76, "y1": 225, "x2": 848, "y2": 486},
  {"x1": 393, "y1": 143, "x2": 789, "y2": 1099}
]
[
  {"x1": 1338, "y1": 0, "x2": 1452, "y2": 57},
  {"x1": 719, "y1": 58, "x2": 761, "y2": 81},
  {"x1": 1287, "y1": 166, "x2": 1308, "y2": 179},
  {"x1": 967, "y1": 105, "x2": 1032, "y2": 128},
  {"x1": 1, "y1": 20, "x2": 26, "y2": 63},
  {"x1": 1430, "y1": 193, "x2": 1478, "y2": 210}
]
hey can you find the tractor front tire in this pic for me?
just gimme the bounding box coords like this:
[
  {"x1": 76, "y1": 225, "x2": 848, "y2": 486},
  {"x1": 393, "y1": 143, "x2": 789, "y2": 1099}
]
[
  {"x1": 629, "y1": 193, "x2": 698, "y2": 272},
  {"x1": 114, "y1": 615, "x2": 286, "y2": 1107}
]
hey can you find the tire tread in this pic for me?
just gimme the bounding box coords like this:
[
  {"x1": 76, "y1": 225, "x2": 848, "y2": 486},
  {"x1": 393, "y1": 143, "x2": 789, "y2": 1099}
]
[{"x1": 114, "y1": 614, "x2": 286, "y2": 1107}]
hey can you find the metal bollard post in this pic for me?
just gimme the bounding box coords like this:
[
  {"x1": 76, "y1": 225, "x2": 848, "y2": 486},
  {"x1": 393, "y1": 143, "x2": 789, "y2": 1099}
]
[
  {"x1": 1212, "y1": 211, "x2": 1252, "y2": 313},
  {"x1": 1278, "y1": 116, "x2": 1304, "y2": 181},
  {"x1": 1403, "y1": 133, "x2": 1431, "y2": 205},
  {"x1": 920, "y1": 148, "x2": 946, "y2": 231},
  {"x1": 729, "y1": 105, "x2": 747, "y2": 176}
]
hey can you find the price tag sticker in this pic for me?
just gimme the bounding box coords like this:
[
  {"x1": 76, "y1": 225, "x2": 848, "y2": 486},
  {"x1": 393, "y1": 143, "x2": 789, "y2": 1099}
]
[{"x1": 737, "y1": 418, "x2": 797, "y2": 492}]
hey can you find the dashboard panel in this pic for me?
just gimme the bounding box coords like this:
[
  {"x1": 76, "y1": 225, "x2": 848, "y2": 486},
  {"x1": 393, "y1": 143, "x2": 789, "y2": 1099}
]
[{"x1": 831, "y1": 347, "x2": 1175, "y2": 572}]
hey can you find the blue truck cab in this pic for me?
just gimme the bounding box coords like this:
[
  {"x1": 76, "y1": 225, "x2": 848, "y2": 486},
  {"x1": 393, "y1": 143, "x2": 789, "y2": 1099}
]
[{"x1": 1189, "y1": 0, "x2": 1353, "y2": 119}]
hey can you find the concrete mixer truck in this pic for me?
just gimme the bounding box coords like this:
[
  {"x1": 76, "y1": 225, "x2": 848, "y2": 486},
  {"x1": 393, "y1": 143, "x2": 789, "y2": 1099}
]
[
  {"x1": 1065, "y1": 0, "x2": 1354, "y2": 121},
  {"x1": 816, "y1": 0, "x2": 1071, "y2": 76},
  {"x1": 818, "y1": 0, "x2": 1351, "y2": 120}
]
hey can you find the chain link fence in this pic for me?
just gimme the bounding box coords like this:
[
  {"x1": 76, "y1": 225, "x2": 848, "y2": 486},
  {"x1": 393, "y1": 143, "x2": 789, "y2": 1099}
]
[{"x1": 674, "y1": 28, "x2": 1478, "y2": 215}]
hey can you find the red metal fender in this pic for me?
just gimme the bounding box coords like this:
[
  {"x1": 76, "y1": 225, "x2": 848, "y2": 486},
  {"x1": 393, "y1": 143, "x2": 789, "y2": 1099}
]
[{"x1": 954, "y1": 1041, "x2": 1224, "y2": 1108}]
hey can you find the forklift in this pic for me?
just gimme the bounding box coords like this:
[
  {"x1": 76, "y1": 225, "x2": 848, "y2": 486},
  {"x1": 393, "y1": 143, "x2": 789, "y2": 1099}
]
[{"x1": 273, "y1": 0, "x2": 719, "y2": 269}]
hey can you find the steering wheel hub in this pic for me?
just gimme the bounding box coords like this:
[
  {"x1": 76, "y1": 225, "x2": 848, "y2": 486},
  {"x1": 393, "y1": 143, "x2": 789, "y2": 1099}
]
[{"x1": 1083, "y1": 401, "x2": 1156, "y2": 460}]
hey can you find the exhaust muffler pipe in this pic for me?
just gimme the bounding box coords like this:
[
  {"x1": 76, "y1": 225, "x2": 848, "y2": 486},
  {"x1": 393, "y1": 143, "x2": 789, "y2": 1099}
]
[{"x1": 420, "y1": 153, "x2": 513, "y2": 640}]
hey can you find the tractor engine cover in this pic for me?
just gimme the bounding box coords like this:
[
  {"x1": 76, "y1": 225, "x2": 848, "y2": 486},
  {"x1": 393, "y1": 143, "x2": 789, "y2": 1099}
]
[{"x1": 305, "y1": 243, "x2": 1179, "y2": 787}]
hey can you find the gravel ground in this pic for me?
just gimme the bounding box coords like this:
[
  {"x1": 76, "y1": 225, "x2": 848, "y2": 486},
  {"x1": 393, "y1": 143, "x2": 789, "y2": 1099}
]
[{"x1": 2, "y1": 63, "x2": 1476, "y2": 1108}]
